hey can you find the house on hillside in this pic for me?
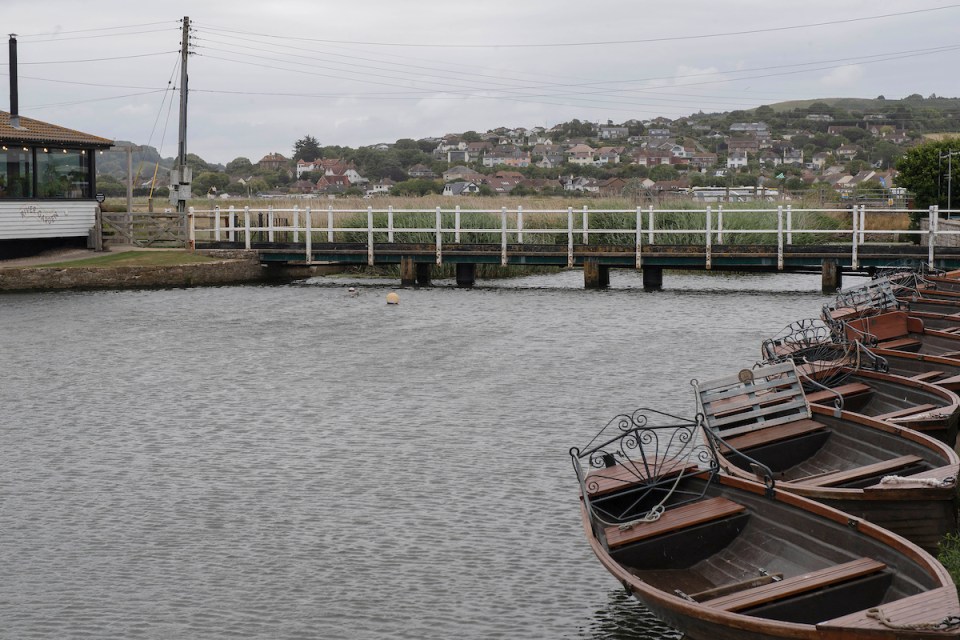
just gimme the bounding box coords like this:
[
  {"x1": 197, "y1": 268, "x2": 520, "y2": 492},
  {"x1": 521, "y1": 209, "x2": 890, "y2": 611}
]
[
  {"x1": 366, "y1": 178, "x2": 395, "y2": 196},
  {"x1": 0, "y1": 110, "x2": 113, "y2": 256},
  {"x1": 442, "y1": 181, "x2": 481, "y2": 196},
  {"x1": 258, "y1": 152, "x2": 288, "y2": 171},
  {"x1": 408, "y1": 164, "x2": 436, "y2": 179},
  {"x1": 442, "y1": 166, "x2": 484, "y2": 183}
]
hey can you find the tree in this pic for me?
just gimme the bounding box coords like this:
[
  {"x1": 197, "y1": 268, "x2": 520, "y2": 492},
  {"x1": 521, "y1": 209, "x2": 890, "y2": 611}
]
[
  {"x1": 293, "y1": 135, "x2": 322, "y2": 162},
  {"x1": 649, "y1": 164, "x2": 679, "y2": 181},
  {"x1": 461, "y1": 131, "x2": 482, "y2": 142},
  {"x1": 225, "y1": 157, "x2": 253, "y2": 175},
  {"x1": 896, "y1": 137, "x2": 960, "y2": 210},
  {"x1": 193, "y1": 171, "x2": 231, "y2": 195}
]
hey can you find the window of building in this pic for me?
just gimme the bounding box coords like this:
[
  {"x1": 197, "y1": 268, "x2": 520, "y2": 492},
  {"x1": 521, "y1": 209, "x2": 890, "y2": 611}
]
[
  {"x1": 0, "y1": 146, "x2": 34, "y2": 198},
  {"x1": 36, "y1": 148, "x2": 90, "y2": 199}
]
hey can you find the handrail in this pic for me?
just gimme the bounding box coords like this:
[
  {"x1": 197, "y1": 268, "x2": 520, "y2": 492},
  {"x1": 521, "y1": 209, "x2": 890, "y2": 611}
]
[{"x1": 181, "y1": 206, "x2": 957, "y2": 267}]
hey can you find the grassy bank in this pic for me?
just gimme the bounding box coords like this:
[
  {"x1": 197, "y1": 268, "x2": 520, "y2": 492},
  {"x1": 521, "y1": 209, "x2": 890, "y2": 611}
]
[{"x1": 40, "y1": 251, "x2": 219, "y2": 268}]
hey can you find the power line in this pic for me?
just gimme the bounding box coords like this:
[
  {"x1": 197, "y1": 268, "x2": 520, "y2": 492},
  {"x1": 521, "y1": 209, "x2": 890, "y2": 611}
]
[
  {"x1": 199, "y1": 5, "x2": 960, "y2": 49},
  {"x1": 7, "y1": 51, "x2": 178, "y2": 65},
  {"x1": 16, "y1": 21, "x2": 176, "y2": 37},
  {"x1": 17, "y1": 28, "x2": 180, "y2": 44},
  {"x1": 25, "y1": 89, "x2": 170, "y2": 110}
]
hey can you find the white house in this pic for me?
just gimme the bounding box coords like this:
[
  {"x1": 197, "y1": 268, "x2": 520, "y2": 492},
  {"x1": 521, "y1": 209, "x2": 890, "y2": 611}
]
[{"x1": 727, "y1": 150, "x2": 749, "y2": 169}]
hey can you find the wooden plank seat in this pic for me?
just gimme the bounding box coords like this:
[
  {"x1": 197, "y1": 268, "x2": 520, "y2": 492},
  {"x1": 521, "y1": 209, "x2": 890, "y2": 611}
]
[
  {"x1": 818, "y1": 587, "x2": 960, "y2": 633},
  {"x1": 938, "y1": 350, "x2": 960, "y2": 358},
  {"x1": 603, "y1": 497, "x2": 746, "y2": 549},
  {"x1": 877, "y1": 337, "x2": 921, "y2": 350},
  {"x1": 910, "y1": 370, "x2": 945, "y2": 382},
  {"x1": 801, "y1": 455, "x2": 925, "y2": 487},
  {"x1": 720, "y1": 419, "x2": 825, "y2": 453},
  {"x1": 705, "y1": 558, "x2": 886, "y2": 612},
  {"x1": 585, "y1": 460, "x2": 698, "y2": 498},
  {"x1": 804, "y1": 382, "x2": 872, "y2": 405},
  {"x1": 874, "y1": 404, "x2": 937, "y2": 421},
  {"x1": 844, "y1": 311, "x2": 922, "y2": 345}
]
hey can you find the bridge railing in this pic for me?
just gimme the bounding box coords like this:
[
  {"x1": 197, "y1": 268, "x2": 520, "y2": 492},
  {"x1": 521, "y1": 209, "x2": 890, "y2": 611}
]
[{"x1": 185, "y1": 205, "x2": 957, "y2": 269}]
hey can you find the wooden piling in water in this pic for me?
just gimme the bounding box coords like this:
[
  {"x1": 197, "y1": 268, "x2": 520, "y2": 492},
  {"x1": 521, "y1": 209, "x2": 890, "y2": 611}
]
[
  {"x1": 584, "y1": 259, "x2": 609, "y2": 289},
  {"x1": 822, "y1": 259, "x2": 842, "y2": 293}
]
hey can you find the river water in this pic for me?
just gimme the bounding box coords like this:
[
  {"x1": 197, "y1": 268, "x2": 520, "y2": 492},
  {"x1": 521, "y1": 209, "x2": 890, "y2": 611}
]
[{"x1": 0, "y1": 270, "x2": 863, "y2": 639}]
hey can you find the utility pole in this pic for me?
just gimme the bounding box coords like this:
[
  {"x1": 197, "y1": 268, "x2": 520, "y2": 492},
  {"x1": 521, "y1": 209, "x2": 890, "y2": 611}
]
[
  {"x1": 171, "y1": 16, "x2": 191, "y2": 214},
  {"x1": 939, "y1": 150, "x2": 960, "y2": 217}
]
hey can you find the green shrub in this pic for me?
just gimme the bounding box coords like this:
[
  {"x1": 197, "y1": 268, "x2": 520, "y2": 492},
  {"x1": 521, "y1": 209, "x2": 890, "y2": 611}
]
[{"x1": 938, "y1": 532, "x2": 960, "y2": 587}]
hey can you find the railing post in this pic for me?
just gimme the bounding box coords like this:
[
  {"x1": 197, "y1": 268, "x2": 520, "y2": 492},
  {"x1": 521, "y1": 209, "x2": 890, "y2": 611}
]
[
  {"x1": 717, "y1": 205, "x2": 723, "y2": 243},
  {"x1": 635, "y1": 206, "x2": 642, "y2": 269},
  {"x1": 786, "y1": 204, "x2": 792, "y2": 245},
  {"x1": 367, "y1": 205, "x2": 374, "y2": 266},
  {"x1": 327, "y1": 204, "x2": 334, "y2": 242},
  {"x1": 244, "y1": 206, "x2": 251, "y2": 250},
  {"x1": 305, "y1": 206, "x2": 312, "y2": 262},
  {"x1": 268, "y1": 205, "x2": 274, "y2": 243},
  {"x1": 455, "y1": 205, "x2": 461, "y2": 243},
  {"x1": 517, "y1": 205, "x2": 524, "y2": 244},
  {"x1": 214, "y1": 204, "x2": 221, "y2": 241},
  {"x1": 388, "y1": 205, "x2": 394, "y2": 243},
  {"x1": 930, "y1": 205, "x2": 939, "y2": 270},
  {"x1": 851, "y1": 206, "x2": 859, "y2": 270},
  {"x1": 188, "y1": 206, "x2": 196, "y2": 251},
  {"x1": 293, "y1": 205, "x2": 300, "y2": 243},
  {"x1": 648, "y1": 205, "x2": 655, "y2": 245},
  {"x1": 435, "y1": 206, "x2": 442, "y2": 265},
  {"x1": 567, "y1": 206, "x2": 574, "y2": 268},
  {"x1": 501, "y1": 206, "x2": 508, "y2": 266},
  {"x1": 228, "y1": 205, "x2": 236, "y2": 242},
  {"x1": 776, "y1": 205, "x2": 784, "y2": 271},
  {"x1": 705, "y1": 205, "x2": 712, "y2": 270},
  {"x1": 582, "y1": 205, "x2": 589, "y2": 244},
  {"x1": 859, "y1": 205, "x2": 866, "y2": 245}
]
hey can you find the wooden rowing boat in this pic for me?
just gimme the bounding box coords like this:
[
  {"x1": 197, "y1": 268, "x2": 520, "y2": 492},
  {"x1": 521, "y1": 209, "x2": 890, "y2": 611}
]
[
  {"x1": 693, "y1": 361, "x2": 959, "y2": 553},
  {"x1": 572, "y1": 408, "x2": 960, "y2": 640},
  {"x1": 762, "y1": 326, "x2": 960, "y2": 445}
]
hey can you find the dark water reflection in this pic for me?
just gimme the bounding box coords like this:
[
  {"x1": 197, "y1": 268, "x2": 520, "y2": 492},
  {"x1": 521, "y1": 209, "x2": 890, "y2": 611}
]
[{"x1": 0, "y1": 270, "x2": 859, "y2": 639}]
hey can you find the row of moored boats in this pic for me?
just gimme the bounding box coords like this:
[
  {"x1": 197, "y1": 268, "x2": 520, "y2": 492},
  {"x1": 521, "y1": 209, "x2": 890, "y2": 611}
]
[{"x1": 571, "y1": 269, "x2": 960, "y2": 639}]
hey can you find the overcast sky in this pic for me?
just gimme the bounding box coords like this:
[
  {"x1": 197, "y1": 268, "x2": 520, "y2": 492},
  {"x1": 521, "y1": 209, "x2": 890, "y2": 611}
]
[{"x1": 4, "y1": 0, "x2": 959, "y2": 165}]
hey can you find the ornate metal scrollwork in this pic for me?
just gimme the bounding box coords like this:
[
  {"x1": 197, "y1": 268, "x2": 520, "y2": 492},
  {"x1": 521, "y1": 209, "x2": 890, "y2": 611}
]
[{"x1": 570, "y1": 408, "x2": 720, "y2": 527}]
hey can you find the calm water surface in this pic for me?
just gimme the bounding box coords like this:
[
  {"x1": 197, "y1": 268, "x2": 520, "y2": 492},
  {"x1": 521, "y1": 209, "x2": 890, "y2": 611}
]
[{"x1": 0, "y1": 270, "x2": 862, "y2": 639}]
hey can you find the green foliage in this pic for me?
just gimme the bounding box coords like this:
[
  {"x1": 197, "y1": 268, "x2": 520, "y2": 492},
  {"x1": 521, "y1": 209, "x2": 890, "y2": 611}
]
[
  {"x1": 193, "y1": 171, "x2": 231, "y2": 194},
  {"x1": 896, "y1": 137, "x2": 960, "y2": 210},
  {"x1": 938, "y1": 533, "x2": 960, "y2": 587},
  {"x1": 391, "y1": 179, "x2": 443, "y2": 196},
  {"x1": 185, "y1": 153, "x2": 212, "y2": 175},
  {"x1": 293, "y1": 135, "x2": 322, "y2": 162},
  {"x1": 225, "y1": 157, "x2": 253, "y2": 175},
  {"x1": 649, "y1": 165, "x2": 679, "y2": 181}
]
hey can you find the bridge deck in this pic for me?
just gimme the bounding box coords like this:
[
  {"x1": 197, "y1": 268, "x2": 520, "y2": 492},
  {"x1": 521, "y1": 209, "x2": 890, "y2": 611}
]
[{"x1": 197, "y1": 241, "x2": 960, "y2": 272}]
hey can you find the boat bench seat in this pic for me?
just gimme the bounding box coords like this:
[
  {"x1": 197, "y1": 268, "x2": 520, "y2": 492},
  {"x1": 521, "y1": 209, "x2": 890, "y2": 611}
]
[
  {"x1": 801, "y1": 455, "x2": 925, "y2": 487},
  {"x1": 603, "y1": 497, "x2": 745, "y2": 549},
  {"x1": 706, "y1": 558, "x2": 886, "y2": 612},
  {"x1": 910, "y1": 370, "x2": 945, "y2": 382},
  {"x1": 938, "y1": 350, "x2": 960, "y2": 359},
  {"x1": 804, "y1": 383, "x2": 872, "y2": 405},
  {"x1": 878, "y1": 337, "x2": 921, "y2": 350},
  {"x1": 845, "y1": 312, "x2": 922, "y2": 345},
  {"x1": 720, "y1": 419, "x2": 825, "y2": 453},
  {"x1": 874, "y1": 404, "x2": 937, "y2": 421},
  {"x1": 585, "y1": 460, "x2": 699, "y2": 498}
]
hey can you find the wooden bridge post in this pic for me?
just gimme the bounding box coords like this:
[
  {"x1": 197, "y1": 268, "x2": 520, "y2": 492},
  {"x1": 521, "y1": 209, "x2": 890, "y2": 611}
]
[
  {"x1": 456, "y1": 263, "x2": 475, "y2": 288},
  {"x1": 416, "y1": 262, "x2": 432, "y2": 287},
  {"x1": 400, "y1": 256, "x2": 417, "y2": 287},
  {"x1": 821, "y1": 259, "x2": 842, "y2": 293},
  {"x1": 643, "y1": 266, "x2": 663, "y2": 291},
  {"x1": 584, "y1": 258, "x2": 609, "y2": 289}
]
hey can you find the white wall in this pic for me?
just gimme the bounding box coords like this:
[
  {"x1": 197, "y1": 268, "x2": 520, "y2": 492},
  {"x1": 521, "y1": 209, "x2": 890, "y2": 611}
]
[{"x1": 0, "y1": 201, "x2": 97, "y2": 240}]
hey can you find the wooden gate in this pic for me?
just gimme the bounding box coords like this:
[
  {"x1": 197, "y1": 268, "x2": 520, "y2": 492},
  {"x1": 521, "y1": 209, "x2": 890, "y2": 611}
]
[{"x1": 100, "y1": 212, "x2": 186, "y2": 247}]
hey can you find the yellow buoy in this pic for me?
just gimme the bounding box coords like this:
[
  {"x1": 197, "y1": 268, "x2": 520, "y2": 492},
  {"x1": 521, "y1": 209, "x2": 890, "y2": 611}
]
[{"x1": 386, "y1": 292, "x2": 400, "y2": 305}]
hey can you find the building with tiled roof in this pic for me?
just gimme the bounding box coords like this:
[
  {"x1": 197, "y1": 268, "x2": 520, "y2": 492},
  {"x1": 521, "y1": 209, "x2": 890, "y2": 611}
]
[{"x1": 1, "y1": 110, "x2": 114, "y2": 253}]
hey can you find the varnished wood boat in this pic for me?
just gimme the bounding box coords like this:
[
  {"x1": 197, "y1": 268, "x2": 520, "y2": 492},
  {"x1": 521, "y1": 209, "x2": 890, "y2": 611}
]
[
  {"x1": 762, "y1": 325, "x2": 960, "y2": 445},
  {"x1": 693, "y1": 362, "x2": 959, "y2": 552},
  {"x1": 844, "y1": 310, "x2": 960, "y2": 359},
  {"x1": 572, "y1": 408, "x2": 960, "y2": 640}
]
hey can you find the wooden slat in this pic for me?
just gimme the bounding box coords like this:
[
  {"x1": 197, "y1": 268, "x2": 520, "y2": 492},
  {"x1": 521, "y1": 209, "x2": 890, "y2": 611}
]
[
  {"x1": 698, "y1": 362, "x2": 810, "y2": 437},
  {"x1": 585, "y1": 460, "x2": 698, "y2": 497},
  {"x1": 878, "y1": 337, "x2": 921, "y2": 350},
  {"x1": 707, "y1": 558, "x2": 886, "y2": 612},
  {"x1": 874, "y1": 404, "x2": 937, "y2": 421},
  {"x1": 818, "y1": 587, "x2": 960, "y2": 632},
  {"x1": 845, "y1": 312, "x2": 910, "y2": 343},
  {"x1": 720, "y1": 419, "x2": 825, "y2": 452},
  {"x1": 604, "y1": 497, "x2": 746, "y2": 549},
  {"x1": 802, "y1": 455, "x2": 924, "y2": 487},
  {"x1": 805, "y1": 382, "x2": 872, "y2": 404},
  {"x1": 911, "y1": 370, "x2": 945, "y2": 382}
]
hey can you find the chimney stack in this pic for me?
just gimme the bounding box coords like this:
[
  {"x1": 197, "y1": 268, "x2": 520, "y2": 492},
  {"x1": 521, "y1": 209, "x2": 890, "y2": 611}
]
[{"x1": 9, "y1": 34, "x2": 19, "y2": 129}]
